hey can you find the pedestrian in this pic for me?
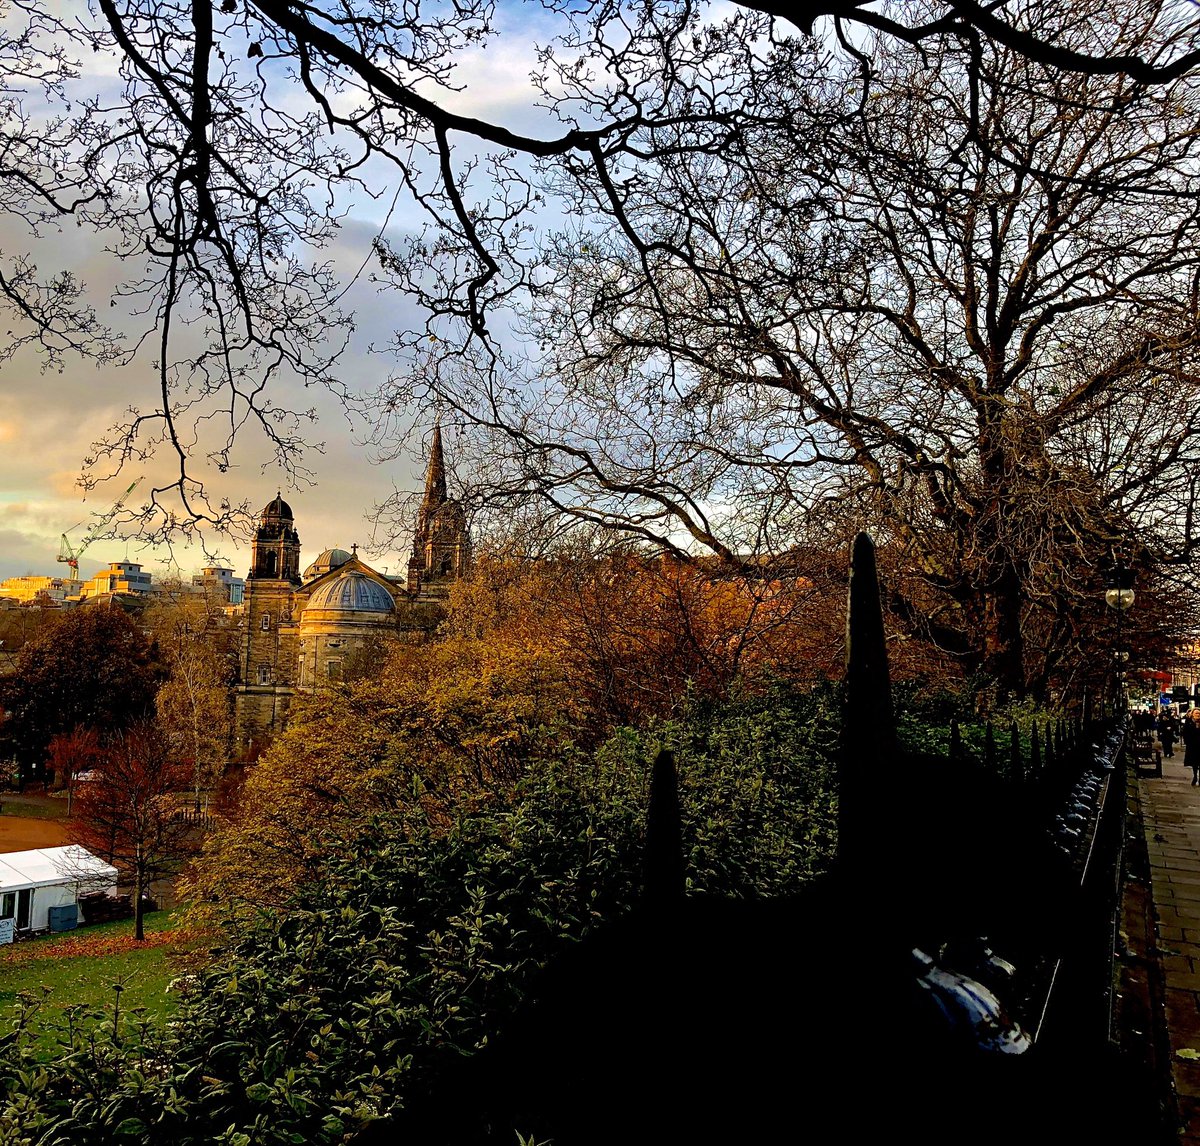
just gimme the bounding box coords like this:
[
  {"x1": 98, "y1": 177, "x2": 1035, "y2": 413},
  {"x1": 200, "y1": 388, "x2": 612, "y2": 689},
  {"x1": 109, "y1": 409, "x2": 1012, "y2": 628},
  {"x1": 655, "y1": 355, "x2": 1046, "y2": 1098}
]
[
  {"x1": 1182, "y1": 709, "x2": 1200, "y2": 785},
  {"x1": 1160, "y1": 709, "x2": 1178, "y2": 758}
]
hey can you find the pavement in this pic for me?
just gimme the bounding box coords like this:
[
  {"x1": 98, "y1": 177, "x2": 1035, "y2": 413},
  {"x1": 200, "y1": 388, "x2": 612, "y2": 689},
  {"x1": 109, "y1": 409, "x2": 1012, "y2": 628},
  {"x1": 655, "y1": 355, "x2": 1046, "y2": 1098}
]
[{"x1": 1138, "y1": 747, "x2": 1200, "y2": 1142}]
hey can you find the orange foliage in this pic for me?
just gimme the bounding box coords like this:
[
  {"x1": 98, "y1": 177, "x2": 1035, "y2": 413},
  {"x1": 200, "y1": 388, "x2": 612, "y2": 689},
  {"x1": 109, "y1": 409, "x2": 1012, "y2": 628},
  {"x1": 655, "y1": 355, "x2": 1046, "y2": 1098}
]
[
  {"x1": 0, "y1": 926, "x2": 204, "y2": 965},
  {"x1": 440, "y1": 553, "x2": 846, "y2": 735}
]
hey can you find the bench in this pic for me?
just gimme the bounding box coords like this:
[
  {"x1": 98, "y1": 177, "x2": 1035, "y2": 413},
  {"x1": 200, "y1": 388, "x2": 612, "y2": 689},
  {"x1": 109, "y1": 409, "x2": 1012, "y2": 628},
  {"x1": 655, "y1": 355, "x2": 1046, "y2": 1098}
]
[{"x1": 1130, "y1": 732, "x2": 1163, "y2": 777}]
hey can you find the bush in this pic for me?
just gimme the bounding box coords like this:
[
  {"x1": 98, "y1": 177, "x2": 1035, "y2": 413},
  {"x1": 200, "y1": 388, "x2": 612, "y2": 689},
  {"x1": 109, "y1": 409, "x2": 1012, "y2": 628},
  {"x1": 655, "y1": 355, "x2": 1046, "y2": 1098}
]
[{"x1": 0, "y1": 681, "x2": 839, "y2": 1143}]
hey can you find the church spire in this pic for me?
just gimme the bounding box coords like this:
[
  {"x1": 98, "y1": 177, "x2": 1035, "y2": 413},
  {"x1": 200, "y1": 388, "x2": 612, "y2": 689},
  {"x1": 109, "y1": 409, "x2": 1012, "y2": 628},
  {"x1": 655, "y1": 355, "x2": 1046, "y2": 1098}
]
[
  {"x1": 422, "y1": 423, "x2": 447, "y2": 507},
  {"x1": 408, "y1": 423, "x2": 469, "y2": 594}
]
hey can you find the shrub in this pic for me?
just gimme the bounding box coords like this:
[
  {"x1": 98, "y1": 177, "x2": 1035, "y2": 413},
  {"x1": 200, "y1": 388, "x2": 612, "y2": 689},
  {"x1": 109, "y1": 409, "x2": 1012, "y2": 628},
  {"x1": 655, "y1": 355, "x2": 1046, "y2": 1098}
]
[{"x1": 0, "y1": 681, "x2": 838, "y2": 1142}]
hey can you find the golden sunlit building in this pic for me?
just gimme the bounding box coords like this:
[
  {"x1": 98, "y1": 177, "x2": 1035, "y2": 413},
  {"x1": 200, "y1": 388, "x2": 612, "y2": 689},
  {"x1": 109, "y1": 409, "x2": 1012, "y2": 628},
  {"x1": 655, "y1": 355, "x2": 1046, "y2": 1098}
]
[
  {"x1": 234, "y1": 428, "x2": 470, "y2": 754},
  {"x1": 0, "y1": 576, "x2": 82, "y2": 605}
]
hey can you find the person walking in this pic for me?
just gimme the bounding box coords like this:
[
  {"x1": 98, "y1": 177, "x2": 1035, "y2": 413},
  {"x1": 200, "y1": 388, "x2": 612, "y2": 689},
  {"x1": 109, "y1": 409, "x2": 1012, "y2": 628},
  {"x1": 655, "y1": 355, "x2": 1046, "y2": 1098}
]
[
  {"x1": 1182, "y1": 708, "x2": 1200, "y2": 785},
  {"x1": 1160, "y1": 709, "x2": 1178, "y2": 759}
]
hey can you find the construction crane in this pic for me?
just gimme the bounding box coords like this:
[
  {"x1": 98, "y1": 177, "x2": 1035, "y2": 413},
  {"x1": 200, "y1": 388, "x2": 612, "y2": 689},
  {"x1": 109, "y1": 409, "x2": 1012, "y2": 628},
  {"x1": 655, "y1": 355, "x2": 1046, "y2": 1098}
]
[{"x1": 57, "y1": 478, "x2": 143, "y2": 579}]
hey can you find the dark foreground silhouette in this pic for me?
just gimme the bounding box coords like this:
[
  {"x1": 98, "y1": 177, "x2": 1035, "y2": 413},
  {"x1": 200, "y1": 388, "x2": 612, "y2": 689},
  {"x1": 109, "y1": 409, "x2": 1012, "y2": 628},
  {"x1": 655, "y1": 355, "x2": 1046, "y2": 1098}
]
[
  {"x1": 361, "y1": 534, "x2": 1167, "y2": 1145},
  {"x1": 373, "y1": 761, "x2": 1164, "y2": 1145}
]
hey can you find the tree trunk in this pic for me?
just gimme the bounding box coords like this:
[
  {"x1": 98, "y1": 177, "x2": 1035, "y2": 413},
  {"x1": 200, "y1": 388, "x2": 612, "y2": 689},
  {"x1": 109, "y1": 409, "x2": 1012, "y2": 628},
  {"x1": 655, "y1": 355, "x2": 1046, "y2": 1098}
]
[
  {"x1": 975, "y1": 414, "x2": 1028, "y2": 698},
  {"x1": 133, "y1": 847, "x2": 145, "y2": 942},
  {"x1": 982, "y1": 560, "x2": 1026, "y2": 698}
]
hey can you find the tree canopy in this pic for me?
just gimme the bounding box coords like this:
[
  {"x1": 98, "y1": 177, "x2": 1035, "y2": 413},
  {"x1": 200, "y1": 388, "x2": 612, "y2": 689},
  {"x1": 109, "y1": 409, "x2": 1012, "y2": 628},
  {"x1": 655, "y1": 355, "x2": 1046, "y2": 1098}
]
[
  {"x1": 72, "y1": 721, "x2": 195, "y2": 939},
  {"x1": 0, "y1": 605, "x2": 163, "y2": 781},
  {"x1": 3, "y1": 0, "x2": 1200, "y2": 689}
]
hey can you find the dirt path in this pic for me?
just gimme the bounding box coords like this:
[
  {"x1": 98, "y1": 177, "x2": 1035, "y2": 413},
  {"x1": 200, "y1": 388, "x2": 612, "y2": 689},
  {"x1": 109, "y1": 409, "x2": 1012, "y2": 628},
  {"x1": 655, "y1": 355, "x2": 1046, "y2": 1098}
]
[{"x1": 0, "y1": 816, "x2": 71, "y2": 853}]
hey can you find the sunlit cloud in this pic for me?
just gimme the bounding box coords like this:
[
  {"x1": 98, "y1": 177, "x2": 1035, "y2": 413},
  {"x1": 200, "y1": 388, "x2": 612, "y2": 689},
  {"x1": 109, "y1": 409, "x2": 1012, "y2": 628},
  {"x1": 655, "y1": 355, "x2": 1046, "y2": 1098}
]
[{"x1": 0, "y1": 0, "x2": 574, "y2": 583}]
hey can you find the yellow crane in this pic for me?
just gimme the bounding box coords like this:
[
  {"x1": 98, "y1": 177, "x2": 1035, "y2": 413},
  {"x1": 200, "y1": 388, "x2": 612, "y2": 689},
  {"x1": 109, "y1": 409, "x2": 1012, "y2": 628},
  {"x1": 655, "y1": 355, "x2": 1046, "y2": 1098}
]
[{"x1": 57, "y1": 478, "x2": 143, "y2": 579}]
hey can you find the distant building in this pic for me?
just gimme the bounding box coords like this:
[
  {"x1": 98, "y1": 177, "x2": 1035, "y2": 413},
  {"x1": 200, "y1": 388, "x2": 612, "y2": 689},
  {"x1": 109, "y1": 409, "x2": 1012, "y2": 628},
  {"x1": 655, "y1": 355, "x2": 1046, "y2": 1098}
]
[
  {"x1": 234, "y1": 427, "x2": 470, "y2": 753},
  {"x1": 0, "y1": 575, "x2": 81, "y2": 604},
  {"x1": 405, "y1": 424, "x2": 470, "y2": 590},
  {"x1": 191, "y1": 566, "x2": 245, "y2": 605},
  {"x1": 76, "y1": 561, "x2": 153, "y2": 601}
]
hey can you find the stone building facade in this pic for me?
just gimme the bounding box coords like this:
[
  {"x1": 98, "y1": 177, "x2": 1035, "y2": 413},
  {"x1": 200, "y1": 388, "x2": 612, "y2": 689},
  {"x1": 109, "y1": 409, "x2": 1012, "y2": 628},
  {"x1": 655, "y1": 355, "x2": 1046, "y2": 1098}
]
[{"x1": 235, "y1": 430, "x2": 469, "y2": 754}]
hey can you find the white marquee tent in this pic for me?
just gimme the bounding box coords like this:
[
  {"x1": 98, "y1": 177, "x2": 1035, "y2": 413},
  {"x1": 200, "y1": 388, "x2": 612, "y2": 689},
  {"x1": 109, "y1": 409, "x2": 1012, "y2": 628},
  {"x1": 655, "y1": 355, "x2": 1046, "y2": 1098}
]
[{"x1": 0, "y1": 845, "x2": 118, "y2": 934}]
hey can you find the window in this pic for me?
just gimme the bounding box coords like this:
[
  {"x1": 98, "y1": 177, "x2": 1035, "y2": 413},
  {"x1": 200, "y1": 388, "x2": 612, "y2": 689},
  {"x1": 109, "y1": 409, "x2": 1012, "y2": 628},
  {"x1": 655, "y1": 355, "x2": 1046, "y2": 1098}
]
[
  {"x1": 261, "y1": 613, "x2": 271, "y2": 631},
  {"x1": 327, "y1": 660, "x2": 342, "y2": 681},
  {"x1": 0, "y1": 892, "x2": 13, "y2": 920},
  {"x1": 257, "y1": 665, "x2": 272, "y2": 685}
]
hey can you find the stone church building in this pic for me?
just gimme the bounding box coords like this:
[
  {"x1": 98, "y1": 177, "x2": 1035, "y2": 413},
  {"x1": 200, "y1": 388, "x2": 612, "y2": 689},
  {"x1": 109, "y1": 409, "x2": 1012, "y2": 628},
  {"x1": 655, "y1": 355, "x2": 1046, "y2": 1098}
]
[{"x1": 235, "y1": 427, "x2": 469, "y2": 753}]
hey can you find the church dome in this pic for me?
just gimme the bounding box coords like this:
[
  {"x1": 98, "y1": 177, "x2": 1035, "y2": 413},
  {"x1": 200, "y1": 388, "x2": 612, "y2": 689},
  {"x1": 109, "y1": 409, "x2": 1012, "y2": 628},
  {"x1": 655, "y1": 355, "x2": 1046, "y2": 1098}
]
[
  {"x1": 302, "y1": 547, "x2": 354, "y2": 583},
  {"x1": 304, "y1": 570, "x2": 395, "y2": 614},
  {"x1": 261, "y1": 493, "x2": 294, "y2": 520}
]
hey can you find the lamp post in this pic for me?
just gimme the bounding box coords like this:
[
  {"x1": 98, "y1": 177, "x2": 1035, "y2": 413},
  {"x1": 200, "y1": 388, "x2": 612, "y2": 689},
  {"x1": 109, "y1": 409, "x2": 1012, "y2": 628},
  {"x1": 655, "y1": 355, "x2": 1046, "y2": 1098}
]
[{"x1": 1105, "y1": 564, "x2": 1135, "y2": 715}]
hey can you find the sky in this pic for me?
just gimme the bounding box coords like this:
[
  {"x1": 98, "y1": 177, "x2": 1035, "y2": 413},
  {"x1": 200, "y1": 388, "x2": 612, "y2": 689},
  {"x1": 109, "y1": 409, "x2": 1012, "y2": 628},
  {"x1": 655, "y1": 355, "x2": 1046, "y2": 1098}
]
[{"x1": 0, "y1": 0, "x2": 572, "y2": 584}]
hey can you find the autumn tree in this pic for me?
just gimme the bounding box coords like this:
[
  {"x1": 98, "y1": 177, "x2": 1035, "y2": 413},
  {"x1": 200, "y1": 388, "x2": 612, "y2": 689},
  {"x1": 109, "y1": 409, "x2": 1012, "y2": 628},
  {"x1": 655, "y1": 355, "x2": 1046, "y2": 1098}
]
[
  {"x1": 0, "y1": 606, "x2": 56, "y2": 655},
  {"x1": 72, "y1": 721, "x2": 194, "y2": 939},
  {"x1": 144, "y1": 595, "x2": 238, "y2": 807},
  {"x1": 181, "y1": 687, "x2": 421, "y2": 915},
  {"x1": 441, "y1": 551, "x2": 849, "y2": 731},
  {"x1": 0, "y1": 606, "x2": 163, "y2": 784},
  {"x1": 45, "y1": 725, "x2": 104, "y2": 810},
  {"x1": 378, "y1": 1, "x2": 1200, "y2": 699}
]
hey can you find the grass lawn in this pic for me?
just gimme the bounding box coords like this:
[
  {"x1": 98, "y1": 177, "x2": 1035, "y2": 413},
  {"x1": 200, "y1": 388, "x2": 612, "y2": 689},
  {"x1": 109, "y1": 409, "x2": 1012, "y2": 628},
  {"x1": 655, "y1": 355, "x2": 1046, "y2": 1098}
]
[
  {"x1": 0, "y1": 910, "x2": 211, "y2": 1048},
  {"x1": 0, "y1": 791, "x2": 70, "y2": 820}
]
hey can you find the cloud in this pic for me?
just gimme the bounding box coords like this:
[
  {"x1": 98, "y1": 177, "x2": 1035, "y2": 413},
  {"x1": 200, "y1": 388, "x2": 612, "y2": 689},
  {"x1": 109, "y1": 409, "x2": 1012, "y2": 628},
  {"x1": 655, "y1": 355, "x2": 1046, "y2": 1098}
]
[
  {"x1": 0, "y1": 1, "x2": 590, "y2": 584},
  {"x1": 0, "y1": 204, "x2": 431, "y2": 582}
]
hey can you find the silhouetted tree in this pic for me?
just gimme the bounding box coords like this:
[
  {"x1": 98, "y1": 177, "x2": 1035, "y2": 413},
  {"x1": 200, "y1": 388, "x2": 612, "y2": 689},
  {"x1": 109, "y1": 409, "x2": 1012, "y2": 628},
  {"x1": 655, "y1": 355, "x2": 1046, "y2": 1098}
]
[
  {"x1": 389, "y1": 1, "x2": 1200, "y2": 697},
  {"x1": 145, "y1": 595, "x2": 237, "y2": 807},
  {"x1": 2, "y1": 0, "x2": 1200, "y2": 549}
]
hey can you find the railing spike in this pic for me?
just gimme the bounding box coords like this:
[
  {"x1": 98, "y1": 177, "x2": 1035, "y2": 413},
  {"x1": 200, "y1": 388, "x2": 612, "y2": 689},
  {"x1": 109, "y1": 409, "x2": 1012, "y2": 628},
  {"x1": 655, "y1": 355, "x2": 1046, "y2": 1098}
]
[
  {"x1": 841, "y1": 532, "x2": 895, "y2": 878},
  {"x1": 644, "y1": 748, "x2": 684, "y2": 905},
  {"x1": 1010, "y1": 720, "x2": 1023, "y2": 786}
]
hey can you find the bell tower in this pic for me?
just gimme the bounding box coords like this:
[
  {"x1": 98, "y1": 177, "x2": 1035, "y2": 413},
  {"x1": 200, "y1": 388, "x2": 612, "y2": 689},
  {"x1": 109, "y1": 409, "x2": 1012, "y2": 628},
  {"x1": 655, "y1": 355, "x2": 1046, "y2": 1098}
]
[
  {"x1": 250, "y1": 493, "x2": 302, "y2": 583},
  {"x1": 238, "y1": 493, "x2": 303, "y2": 755},
  {"x1": 407, "y1": 425, "x2": 470, "y2": 593}
]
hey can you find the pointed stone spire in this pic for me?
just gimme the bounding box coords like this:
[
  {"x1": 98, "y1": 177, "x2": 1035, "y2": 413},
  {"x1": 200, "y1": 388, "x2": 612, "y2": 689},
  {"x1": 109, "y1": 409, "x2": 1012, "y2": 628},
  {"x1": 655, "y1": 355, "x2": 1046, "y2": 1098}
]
[
  {"x1": 422, "y1": 423, "x2": 447, "y2": 507},
  {"x1": 408, "y1": 423, "x2": 469, "y2": 593}
]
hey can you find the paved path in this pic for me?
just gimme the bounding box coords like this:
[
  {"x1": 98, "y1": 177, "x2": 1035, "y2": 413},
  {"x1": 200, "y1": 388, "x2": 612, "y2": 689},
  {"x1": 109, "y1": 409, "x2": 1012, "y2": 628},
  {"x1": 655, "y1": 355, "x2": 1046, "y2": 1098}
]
[{"x1": 1140, "y1": 752, "x2": 1200, "y2": 1142}]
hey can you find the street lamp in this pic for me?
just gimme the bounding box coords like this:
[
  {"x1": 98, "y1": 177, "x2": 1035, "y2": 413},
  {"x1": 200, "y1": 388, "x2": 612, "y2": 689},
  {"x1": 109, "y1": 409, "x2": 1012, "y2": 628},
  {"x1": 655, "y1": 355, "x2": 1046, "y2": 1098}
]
[{"x1": 1105, "y1": 564, "x2": 1136, "y2": 714}]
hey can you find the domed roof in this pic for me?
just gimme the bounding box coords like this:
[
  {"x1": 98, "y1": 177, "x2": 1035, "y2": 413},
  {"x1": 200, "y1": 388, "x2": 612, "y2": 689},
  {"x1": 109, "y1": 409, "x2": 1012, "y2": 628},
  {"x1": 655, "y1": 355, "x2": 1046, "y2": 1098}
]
[
  {"x1": 305, "y1": 570, "x2": 394, "y2": 614},
  {"x1": 302, "y1": 547, "x2": 354, "y2": 583},
  {"x1": 261, "y1": 492, "x2": 294, "y2": 520}
]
